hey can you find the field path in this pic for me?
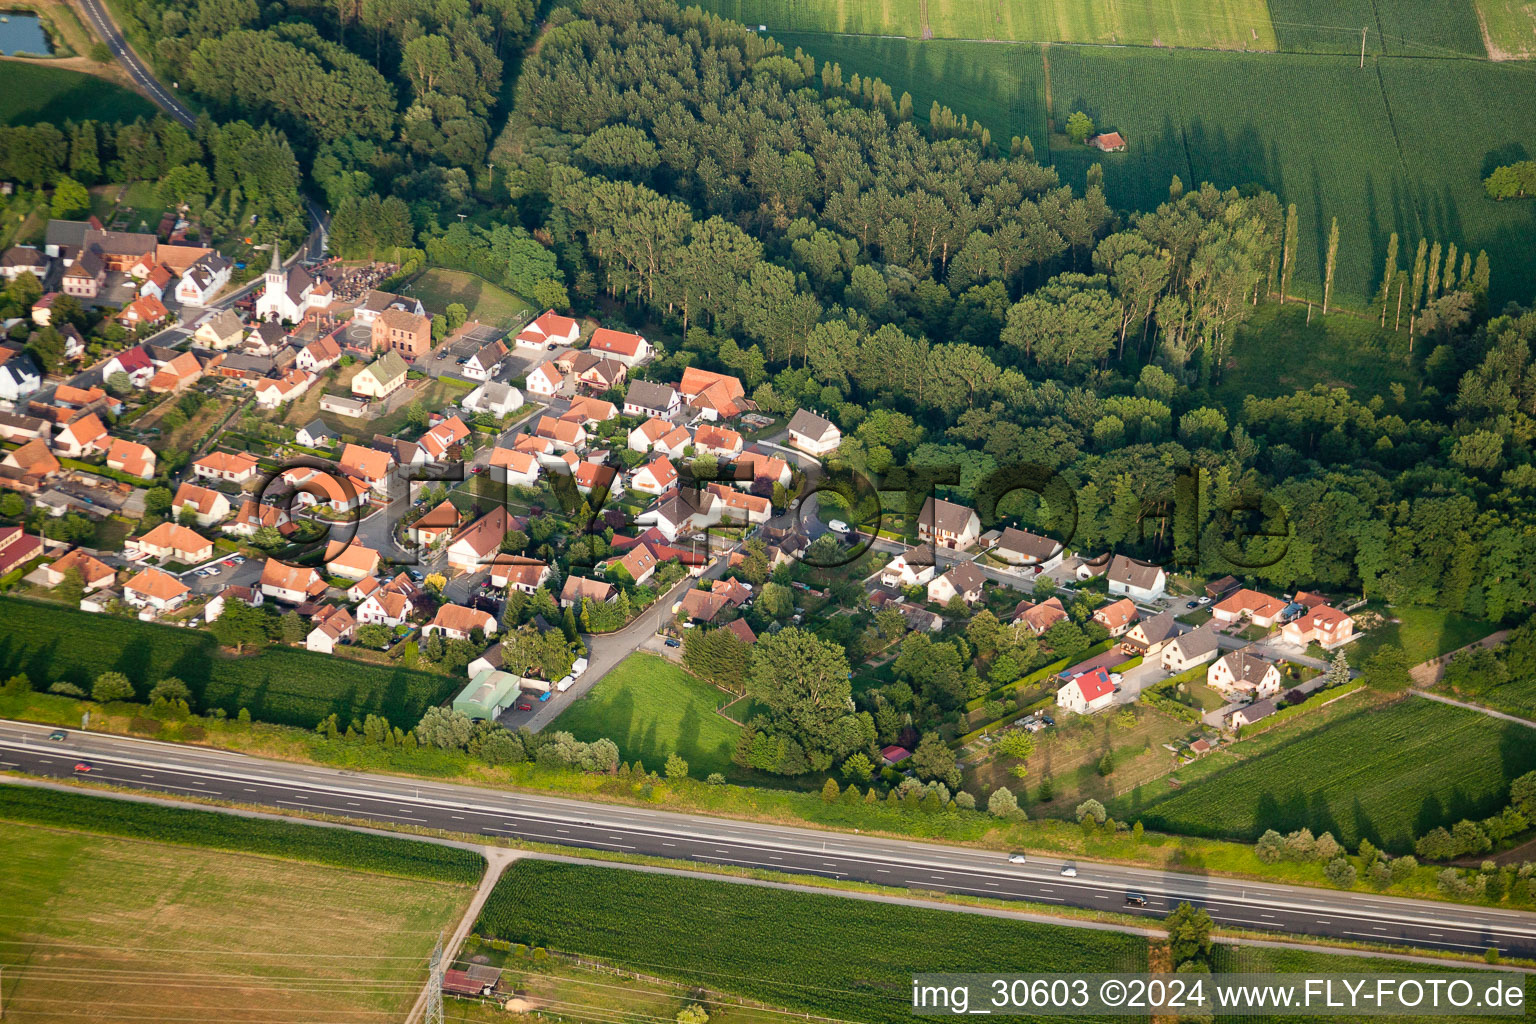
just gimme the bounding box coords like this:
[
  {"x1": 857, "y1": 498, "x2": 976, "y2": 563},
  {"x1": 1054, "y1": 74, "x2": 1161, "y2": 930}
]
[
  {"x1": 1410, "y1": 688, "x2": 1536, "y2": 730},
  {"x1": 1409, "y1": 629, "x2": 1510, "y2": 686},
  {"x1": 406, "y1": 846, "x2": 524, "y2": 1023}
]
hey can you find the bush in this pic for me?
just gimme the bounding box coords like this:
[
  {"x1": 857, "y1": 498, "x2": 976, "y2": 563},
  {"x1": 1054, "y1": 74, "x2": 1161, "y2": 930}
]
[
  {"x1": 1255, "y1": 829, "x2": 1284, "y2": 863},
  {"x1": 987, "y1": 786, "x2": 1022, "y2": 819},
  {"x1": 92, "y1": 671, "x2": 135, "y2": 703},
  {"x1": 1075, "y1": 799, "x2": 1107, "y2": 824},
  {"x1": 706, "y1": 772, "x2": 726, "y2": 785},
  {"x1": 1324, "y1": 857, "x2": 1357, "y2": 888}
]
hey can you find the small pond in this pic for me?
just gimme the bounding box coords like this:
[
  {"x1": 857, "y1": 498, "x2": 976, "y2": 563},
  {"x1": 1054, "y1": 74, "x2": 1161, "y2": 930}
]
[{"x1": 0, "y1": 12, "x2": 52, "y2": 56}]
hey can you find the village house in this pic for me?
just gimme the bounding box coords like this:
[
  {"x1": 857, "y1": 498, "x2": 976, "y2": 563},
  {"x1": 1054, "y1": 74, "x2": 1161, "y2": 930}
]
[
  {"x1": 1209, "y1": 648, "x2": 1283, "y2": 698},
  {"x1": 171, "y1": 482, "x2": 231, "y2": 527},
  {"x1": 706, "y1": 482, "x2": 771, "y2": 524},
  {"x1": 490, "y1": 557, "x2": 550, "y2": 593},
  {"x1": 146, "y1": 351, "x2": 205, "y2": 394},
  {"x1": 1122, "y1": 610, "x2": 1181, "y2": 655},
  {"x1": 1106, "y1": 554, "x2": 1167, "y2": 602},
  {"x1": 1161, "y1": 626, "x2": 1222, "y2": 672},
  {"x1": 574, "y1": 460, "x2": 620, "y2": 498},
  {"x1": 296, "y1": 419, "x2": 336, "y2": 449},
  {"x1": 424, "y1": 603, "x2": 498, "y2": 641},
  {"x1": 283, "y1": 467, "x2": 365, "y2": 514},
  {"x1": 409, "y1": 499, "x2": 461, "y2": 549},
  {"x1": 53, "y1": 412, "x2": 108, "y2": 457},
  {"x1": 324, "y1": 540, "x2": 382, "y2": 581},
  {"x1": 1013, "y1": 596, "x2": 1068, "y2": 635},
  {"x1": 117, "y1": 294, "x2": 170, "y2": 330},
  {"x1": 678, "y1": 367, "x2": 747, "y2": 420},
  {"x1": 563, "y1": 395, "x2": 618, "y2": 425},
  {"x1": 917, "y1": 496, "x2": 981, "y2": 550},
  {"x1": 1228, "y1": 699, "x2": 1278, "y2": 730},
  {"x1": 463, "y1": 381, "x2": 524, "y2": 418},
  {"x1": 203, "y1": 584, "x2": 263, "y2": 624},
  {"x1": 463, "y1": 339, "x2": 509, "y2": 381},
  {"x1": 103, "y1": 439, "x2": 156, "y2": 480},
  {"x1": 352, "y1": 350, "x2": 409, "y2": 398},
  {"x1": 419, "y1": 415, "x2": 470, "y2": 463},
  {"x1": 732, "y1": 450, "x2": 791, "y2": 490},
  {"x1": 588, "y1": 327, "x2": 652, "y2": 365},
  {"x1": 1090, "y1": 131, "x2": 1127, "y2": 152},
  {"x1": 616, "y1": 543, "x2": 658, "y2": 586},
  {"x1": 175, "y1": 253, "x2": 231, "y2": 306},
  {"x1": 0, "y1": 411, "x2": 48, "y2": 445},
  {"x1": 1057, "y1": 666, "x2": 1117, "y2": 716},
  {"x1": 785, "y1": 408, "x2": 841, "y2": 457},
  {"x1": 1092, "y1": 597, "x2": 1139, "y2": 637},
  {"x1": 61, "y1": 248, "x2": 104, "y2": 298},
  {"x1": 489, "y1": 446, "x2": 540, "y2": 488},
  {"x1": 100, "y1": 346, "x2": 155, "y2": 388},
  {"x1": 927, "y1": 561, "x2": 986, "y2": 607},
  {"x1": 1212, "y1": 588, "x2": 1288, "y2": 629},
  {"x1": 253, "y1": 370, "x2": 314, "y2": 411},
  {"x1": 305, "y1": 604, "x2": 357, "y2": 653},
  {"x1": 993, "y1": 527, "x2": 1064, "y2": 572},
  {"x1": 628, "y1": 417, "x2": 673, "y2": 453},
  {"x1": 694, "y1": 424, "x2": 744, "y2": 460},
  {"x1": 879, "y1": 546, "x2": 936, "y2": 589},
  {"x1": 630, "y1": 456, "x2": 678, "y2": 496},
  {"x1": 41, "y1": 547, "x2": 115, "y2": 591},
  {"x1": 679, "y1": 587, "x2": 728, "y2": 624},
  {"x1": 0, "y1": 352, "x2": 42, "y2": 403},
  {"x1": 640, "y1": 488, "x2": 720, "y2": 541},
  {"x1": 259, "y1": 558, "x2": 327, "y2": 604},
  {"x1": 525, "y1": 361, "x2": 567, "y2": 398},
  {"x1": 123, "y1": 566, "x2": 190, "y2": 615},
  {"x1": 514, "y1": 309, "x2": 579, "y2": 349},
  {"x1": 225, "y1": 499, "x2": 290, "y2": 538},
  {"x1": 0, "y1": 526, "x2": 42, "y2": 578},
  {"x1": 355, "y1": 574, "x2": 421, "y2": 628},
  {"x1": 138, "y1": 263, "x2": 173, "y2": 301},
  {"x1": 622, "y1": 380, "x2": 680, "y2": 419},
  {"x1": 351, "y1": 289, "x2": 424, "y2": 325},
  {"x1": 0, "y1": 245, "x2": 48, "y2": 281},
  {"x1": 570, "y1": 352, "x2": 627, "y2": 392},
  {"x1": 535, "y1": 415, "x2": 586, "y2": 451},
  {"x1": 372, "y1": 308, "x2": 432, "y2": 359},
  {"x1": 1280, "y1": 604, "x2": 1356, "y2": 649},
  {"x1": 296, "y1": 335, "x2": 342, "y2": 373},
  {"x1": 561, "y1": 575, "x2": 617, "y2": 609},
  {"x1": 654, "y1": 425, "x2": 693, "y2": 460},
  {"x1": 193, "y1": 450, "x2": 260, "y2": 485},
  {"x1": 446, "y1": 507, "x2": 516, "y2": 575},
  {"x1": 0, "y1": 438, "x2": 60, "y2": 492}
]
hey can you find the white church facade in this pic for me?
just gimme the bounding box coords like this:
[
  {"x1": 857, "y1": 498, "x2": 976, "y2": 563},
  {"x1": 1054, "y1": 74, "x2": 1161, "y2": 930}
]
[{"x1": 254, "y1": 242, "x2": 331, "y2": 323}]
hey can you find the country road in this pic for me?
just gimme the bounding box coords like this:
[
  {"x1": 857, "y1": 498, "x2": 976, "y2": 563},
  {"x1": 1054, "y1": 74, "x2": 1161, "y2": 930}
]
[
  {"x1": 73, "y1": 0, "x2": 195, "y2": 128},
  {"x1": 4, "y1": 718, "x2": 1536, "y2": 960}
]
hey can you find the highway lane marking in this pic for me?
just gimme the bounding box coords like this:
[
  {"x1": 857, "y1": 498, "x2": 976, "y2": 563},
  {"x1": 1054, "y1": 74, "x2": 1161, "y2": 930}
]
[
  {"x1": 693, "y1": 854, "x2": 845, "y2": 877},
  {"x1": 275, "y1": 799, "x2": 425, "y2": 822},
  {"x1": 1343, "y1": 931, "x2": 1484, "y2": 950},
  {"x1": 484, "y1": 827, "x2": 633, "y2": 849},
  {"x1": 93, "y1": 775, "x2": 214, "y2": 795}
]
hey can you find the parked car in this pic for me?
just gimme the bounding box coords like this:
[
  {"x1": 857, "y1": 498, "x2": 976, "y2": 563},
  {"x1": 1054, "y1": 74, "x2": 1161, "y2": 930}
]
[
  {"x1": 222, "y1": 558, "x2": 236, "y2": 567},
  {"x1": 1197, "y1": 596, "x2": 1212, "y2": 605},
  {"x1": 516, "y1": 702, "x2": 533, "y2": 712},
  {"x1": 828, "y1": 519, "x2": 850, "y2": 534},
  {"x1": 537, "y1": 691, "x2": 552, "y2": 702},
  {"x1": 664, "y1": 638, "x2": 681, "y2": 648}
]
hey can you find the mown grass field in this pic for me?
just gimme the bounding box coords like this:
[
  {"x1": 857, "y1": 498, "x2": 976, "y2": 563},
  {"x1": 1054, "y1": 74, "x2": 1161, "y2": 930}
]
[
  {"x1": 769, "y1": 34, "x2": 1536, "y2": 310},
  {"x1": 0, "y1": 816, "x2": 470, "y2": 1022},
  {"x1": 1212, "y1": 945, "x2": 1533, "y2": 1021},
  {"x1": 707, "y1": 0, "x2": 1276, "y2": 49},
  {"x1": 399, "y1": 268, "x2": 531, "y2": 331},
  {"x1": 1476, "y1": 0, "x2": 1536, "y2": 58},
  {"x1": 1349, "y1": 605, "x2": 1499, "y2": 665},
  {"x1": 1121, "y1": 698, "x2": 1536, "y2": 852},
  {"x1": 549, "y1": 653, "x2": 744, "y2": 779},
  {"x1": 476, "y1": 860, "x2": 1149, "y2": 1024},
  {"x1": 0, "y1": 596, "x2": 459, "y2": 729},
  {"x1": 0, "y1": 61, "x2": 154, "y2": 125}
]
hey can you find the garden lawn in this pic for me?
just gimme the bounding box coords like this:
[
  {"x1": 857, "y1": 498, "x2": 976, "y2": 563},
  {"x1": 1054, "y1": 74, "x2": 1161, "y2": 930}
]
[
  {"x1": 399, "y1": 268, "x2": 531, "y2": 330},
  {"x1": 0, "y1": 818, "x2": 469, "y2": 1021},
  {"x1": 475, "y1": 859, "x2": 1149, "y2": 1024},
  {"x1": 0, "y1": 62, "x2": 154, "y2": 125},
  {"x1": 549, "y1": 653, "x2": 744, "y2": 780},
  {"x1": 1351, "y1": 605, "x2": 1499, "y2": 665},
  {"x1": 0, "y1": 596, "x2": 460, "y2": 729},
  {"x1": 1119, "y1": 697, "x2": 1536, "y2": 852}
]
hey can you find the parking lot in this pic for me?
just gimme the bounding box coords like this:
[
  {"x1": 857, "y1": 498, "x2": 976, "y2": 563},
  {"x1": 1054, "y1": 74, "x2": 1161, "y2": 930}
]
[{"x1": 177, "y1": 554, "x2": 262, "y2": 595}]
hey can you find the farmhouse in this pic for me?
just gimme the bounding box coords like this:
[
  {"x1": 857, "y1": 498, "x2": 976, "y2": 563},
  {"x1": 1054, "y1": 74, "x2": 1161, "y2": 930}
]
[
  {"x1": 1090, "y1": 131, "x2": 1127, "y2": 152},
  {"x1": 1057, "y1": 666, "x2": 1116, "y2": 716}
]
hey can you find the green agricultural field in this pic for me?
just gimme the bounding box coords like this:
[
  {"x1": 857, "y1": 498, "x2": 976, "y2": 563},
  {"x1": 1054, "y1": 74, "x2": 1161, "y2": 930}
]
[
  {"x1": 549, "y1": 653, "x2": 744, "y2": 779},
  {"x1": 399, "y1": 268, "x2": 531, "y2": 330},
  {"x1": 1268, "y1": 0, "x2": 1488, "y2": 56},
  {"x1": 1476, "y1": 0, "x2": 1536, "y2": 58},
  {"x1": 0, "y1": 61, "x2": 155, "y2": 125},
  {"x1": 0, "y1": 596, "x2": 459, "y2": 729},
  {"x1": 1212, "y1": 945, "x2": 1533, "y2": 1021},
  {"x1": 778, "y1": 35, "x2": 1536, "y2": 310},
  {"x1": 711, "y1": 0, "x2": 1276, "y2": 49},
  {"x1": 0, "y1": 816, "x2": 470, "y2": 1022},
  {"x1": 476, "y1": 860, "x2": 1149, "y2": 1024},
  {"x1": 1120, "y1": 698, "x2": 1536, "y2": 852}
]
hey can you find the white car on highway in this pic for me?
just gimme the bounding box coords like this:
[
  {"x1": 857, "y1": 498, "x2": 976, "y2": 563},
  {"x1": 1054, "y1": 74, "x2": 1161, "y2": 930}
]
[{"x1": 1007, "y1": 852, "x2": 1027, "y2": 864}]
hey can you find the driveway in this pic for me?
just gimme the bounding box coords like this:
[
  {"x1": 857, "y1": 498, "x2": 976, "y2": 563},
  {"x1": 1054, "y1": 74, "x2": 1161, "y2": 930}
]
[{"x1": 501, "y1": 554, "x2": 730, "y2": 733}]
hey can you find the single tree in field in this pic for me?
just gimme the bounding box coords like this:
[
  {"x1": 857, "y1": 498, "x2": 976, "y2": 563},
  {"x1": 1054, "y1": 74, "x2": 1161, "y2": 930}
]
[
  {"x1": 91, "y1": 672, "x2": 135, "y2": 703},
  {"x1": 1065, "y1": 110, "x2": 1094, "y2": 145},
  {"x1": 1321, "y1": 217, "x2": 1339, "y2": 314}
]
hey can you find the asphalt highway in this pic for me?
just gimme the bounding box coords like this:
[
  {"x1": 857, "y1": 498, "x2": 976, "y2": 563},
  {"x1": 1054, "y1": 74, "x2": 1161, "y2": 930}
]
[{"x1": 4, "y1": 719, "x2": 1536, "y2": 959}]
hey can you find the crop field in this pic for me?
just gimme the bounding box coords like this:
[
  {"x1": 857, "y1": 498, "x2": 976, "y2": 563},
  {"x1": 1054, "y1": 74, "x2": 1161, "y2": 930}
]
[
  {"x1": 775, "y1": 33, "x2": 1536, "y2": 310},
  {"x1": 1268, "y1": 0, "x2": 1488, "y2": 56},
  {"x1": 0, "y1": 597, "x2": 459, "y2": 729},
  {"x1": 1476, "y1": 0, "x2": 1536, "y2": 58},
  {"x1": 476, "y1": 860, "x2": 1149, "y2": 1024},
  {"x1": 549, "y1": 653, "x2": 744, "y2": 779},
  {"x1": 1121, "y1": 698, "x2": 1536, "y2": 852},
  {"x1": 0, "y1": 817, "x2": 469, "y2": 1022},
  {"x1": 709, "y1": 0, "x2": 1276, "y2": 49},
  {"x1": 1212, "y1": 945, "x2": 1533, "y2": 1021},
  {"x1": 0, "y1": 62, "x2": 155, "y2": 125},
  {"x1": 0, "y1": 784, "x2": 486, "y2": 882}
]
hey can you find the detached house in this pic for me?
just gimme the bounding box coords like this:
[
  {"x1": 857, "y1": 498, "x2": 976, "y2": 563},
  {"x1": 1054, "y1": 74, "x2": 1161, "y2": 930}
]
[
  {"x1": 41, "y1": 548, "x2": 115, "y2": 592},
  {"x1": 678, "y1": 367, "x2": 747, "y2": 421},
  {"x1": 785, "y1": 408, "x2": 841, "y2": 457},
  {"x1": 490, "y1": 557, "x2": 550, "y2": 593},
  {"x1": 1161, "y1": 626, "x2": 1221, "y2": 672},
  {"x1": 194, "y1": 310, "x2": 245, "y2": 350},
  {"x1": 628, "y1": 417, "x2": 673, "y2": 454},
  {"x1": 53, "y1": 412, "x2": 108, "y2": 457},
  {"x1": 372, "y1": 308, "x2": 432, "y2": 359},
  {"x1": 446, "y1": 507, "x2": 516, "y2": 575},
  {"x1": 296, "y1": 335, "x2": 341, "y2": 373},
  {"x1": 355, "y1": 574, "x2": 421, "y2": 628},
  {"x1": 1281, "y1": 604, "x2": 1356, "y2": 649},
  {"x1": 1092, "y1": 597, "x2": 1139, "y2": 637},
  {"x1": 917, "y1": 497, "x2": 981, "y2": 550},
  {"x1": 226, "y1": 499, "x2": 290, "y2": 538},
  {"x1": 927, "y1": 562, "x2": 986, "y2": 607},
  {"x1": 136, "y1": 522, "x2": 213, "y2": 564},
  {"x1": 1123, "y1": 610, "x2": 1181, "y2": 656},
  {"x1": 993, "y1": 528, "x2": 1064, "y2": 572},
  {"x1": 1208, "y1": 648, "x2": 1282, "y2": 698},
  {"x1": 193, "y1": 450, "x2": 260, "y2": 485},
  {"x1": 425, "y1": 603, "x2": 498, "y2": 641},
  {"x1": 463, "y1": 339, "x2": 508, "y2": 381},
  {"x1": 175, "y1": 253, "x2": 231, "y2": 306},
  {"x1": 324, "y1": 540, "x2": 381, "y2": 582},
  {"x1": 1106, "y1": 555, "x2": 1166, "y2": 603},
  {"x1": 630, "y1": 456, "x2": 677, "y2": 496},
  {"x1": 171, "y1": 482, "x2": 231, "y2": 526},
  {"x1": 351, "y1": 289, "x2": 424, "y2": 326},
  {"x1": 306, "y1": 604, "x2": 357, "y2": 654},
  {"x1": 589, "y1": 327, "x2": 651, "y2": 366},
  {"x1": 561, "y1": 575, "x2": 616, "y2": 609},
  {"x1": 105, "y1": 438, "x2": 157, "y2": 480},
  {"x1": 259, "y1": 558, "x2": 326, "y2": 604},
  {"x1": 117, "y1": 294, "x2": 170, "y2": 329},
  {"x1": 409, "y1": 499, "x2": 461, "y2": 548},
  {"x1": 694, "y1": 424, "x2": 744, "y2": 460},
  {"x1": 514, "y1": 309, "x2": 579, "y2": 349},
  {"x1": 123, "y1": 566, "x2": 190, "y2": 615},
  {"x1": 0, "y1": 352, "x2": 42, "y2": 403},
  {"x1": 1013, "y1": 596, "x2": 1068, "y2": 635},
  {"x1": 1213, "y1": 588, "x2": 1287, "y2": 628},
  {"x1": 623, "y1": 380, "x2": 680, "y2": 419},
  {"x1": 352, "y1": 351, "x2": 408, "y2": 398},
  {"x1": 525, "y1": 361, "x2": 567, "y2": 398},
  {"x1": 489, "y1": 446, "x2": 540, "y2": 488},
  {"x1": 880, "y1": 546, "x2": 936, "y2": 589},
  {"x1": 1057, "y1": 667, "x2": 1116, "y2": 716},
  {"x1": 100, "y1": 346, "x2": 154, "y2": 387}
]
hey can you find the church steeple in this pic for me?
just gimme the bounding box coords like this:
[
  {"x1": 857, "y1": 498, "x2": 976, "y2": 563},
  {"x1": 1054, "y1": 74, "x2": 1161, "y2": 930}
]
[{"x1": 268, "y1": 238, "x2": 282, "y2": 273}]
